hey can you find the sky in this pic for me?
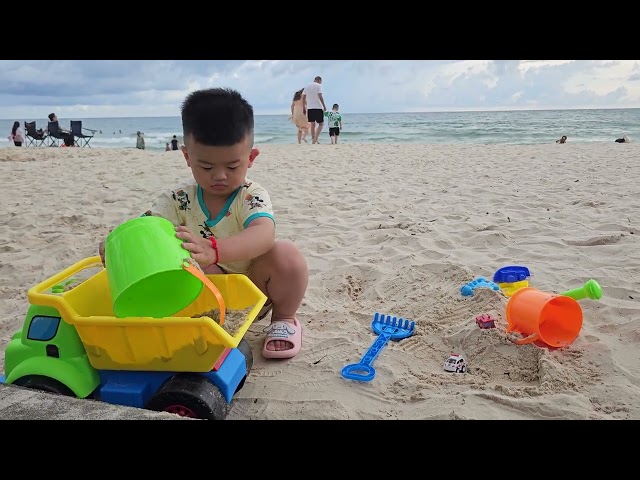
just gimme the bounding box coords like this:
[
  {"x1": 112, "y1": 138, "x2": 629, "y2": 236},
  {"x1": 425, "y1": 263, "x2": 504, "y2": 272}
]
[{"x1": 1, "y1": 60, "x2": 639, "y2": 119}]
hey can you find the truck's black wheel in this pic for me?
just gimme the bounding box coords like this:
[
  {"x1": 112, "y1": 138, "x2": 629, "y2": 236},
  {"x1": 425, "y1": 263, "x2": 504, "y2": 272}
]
[
  {"x1": 234, "y1": 338, "x2": 253, "y2": 393},
  {"x1": 145, "y1": 374, "x2": 229, "y2": 420},
  {"x1": 14, "y1": 375, "x2": 75, "y2": 396},
  {"x1": 237, "y1": 338, "x2": 253, "y2": 373}
]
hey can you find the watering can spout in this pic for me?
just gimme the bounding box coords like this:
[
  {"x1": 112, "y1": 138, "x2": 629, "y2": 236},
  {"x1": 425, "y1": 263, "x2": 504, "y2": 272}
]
[{"x1": 561, "y1": 279, "x2": 603, "y2": 301}]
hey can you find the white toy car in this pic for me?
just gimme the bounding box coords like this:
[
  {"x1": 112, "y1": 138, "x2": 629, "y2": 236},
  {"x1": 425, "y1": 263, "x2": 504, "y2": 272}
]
[{"x1": 443, "y1": 353, "x2": 467, "y2": 373}]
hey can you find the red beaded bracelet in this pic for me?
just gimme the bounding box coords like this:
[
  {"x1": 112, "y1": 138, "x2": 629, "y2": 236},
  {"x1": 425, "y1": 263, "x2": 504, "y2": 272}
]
[{"x1": 209, "y1": 237, "x2": 219, "y2": 264}]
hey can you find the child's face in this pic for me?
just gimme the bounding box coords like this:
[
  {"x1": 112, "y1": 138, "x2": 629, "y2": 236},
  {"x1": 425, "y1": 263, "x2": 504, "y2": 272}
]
[{"x1": 182, "y1": 133, "x2": 259, "y2": 199}]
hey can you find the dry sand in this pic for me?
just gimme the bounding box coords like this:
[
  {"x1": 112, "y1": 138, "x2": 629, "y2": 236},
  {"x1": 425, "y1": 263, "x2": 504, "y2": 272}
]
[{"x1": 0, "y1": 143, "x2": 638, "y2": 420}]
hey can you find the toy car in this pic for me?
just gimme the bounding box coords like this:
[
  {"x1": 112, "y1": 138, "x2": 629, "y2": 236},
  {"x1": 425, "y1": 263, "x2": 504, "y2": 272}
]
[
  {"x1": 443, "y1": 353, "x2": 467, "y2": 373},
  {"x1": 0, "y1": 256, "x2": 267, "y2": 420},
  {"x1": 475, "y1": 314, "x2": 496, "y2": 329}
]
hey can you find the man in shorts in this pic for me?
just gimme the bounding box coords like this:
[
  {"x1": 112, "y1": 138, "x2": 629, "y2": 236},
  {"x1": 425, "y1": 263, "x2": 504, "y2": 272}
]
[{"x1": 302, "y1": 76, "x2": 327, "y2": 144}]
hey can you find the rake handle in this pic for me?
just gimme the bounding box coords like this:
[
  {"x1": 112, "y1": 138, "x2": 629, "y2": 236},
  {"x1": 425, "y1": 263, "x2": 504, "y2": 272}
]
[{"x1": 341, "y1": 333, "x2": 391, "y2": 382}]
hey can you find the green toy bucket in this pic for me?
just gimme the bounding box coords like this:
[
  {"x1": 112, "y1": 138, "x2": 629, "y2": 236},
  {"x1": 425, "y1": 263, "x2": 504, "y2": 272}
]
[{"x1": 105, "y1": 216, "x2": 204, "y2": 318}]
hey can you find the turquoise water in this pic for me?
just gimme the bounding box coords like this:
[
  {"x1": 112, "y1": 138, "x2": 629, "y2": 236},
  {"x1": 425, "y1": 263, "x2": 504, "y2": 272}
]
[{"x1": 2, "y1": 108, "x2": 639, "y2": 151}]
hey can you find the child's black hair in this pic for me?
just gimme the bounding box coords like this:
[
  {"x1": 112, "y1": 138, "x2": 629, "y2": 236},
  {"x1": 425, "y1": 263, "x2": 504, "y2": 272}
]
[{"x1": 181, "y1": 88, "x2": 254, "y2": 147}]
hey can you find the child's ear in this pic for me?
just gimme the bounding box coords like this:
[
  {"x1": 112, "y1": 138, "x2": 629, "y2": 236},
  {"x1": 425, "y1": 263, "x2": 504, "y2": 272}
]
[
  {"x1": 248, "y1": 148, "x2": 260, "y2": 166},
  {"x1": 182, "y1": 145, "x2": 191, "y2": 167}
]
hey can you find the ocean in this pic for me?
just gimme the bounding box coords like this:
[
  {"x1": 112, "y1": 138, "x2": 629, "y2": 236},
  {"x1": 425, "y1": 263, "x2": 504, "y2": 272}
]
[{"x1": 2, "y1": 108, "x2": 639, "y2": 151}]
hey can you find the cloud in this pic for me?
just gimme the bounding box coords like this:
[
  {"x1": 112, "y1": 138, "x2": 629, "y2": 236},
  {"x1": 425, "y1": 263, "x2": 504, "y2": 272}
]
[{"x1": 0, "y1": 60, "x2": 638, "y2": 119}]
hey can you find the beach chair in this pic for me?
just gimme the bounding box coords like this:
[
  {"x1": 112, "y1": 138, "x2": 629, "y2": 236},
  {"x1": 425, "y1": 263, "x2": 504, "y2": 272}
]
[
  {"x1": 24, "y1": 121, "x2": 48, "y2": 147},
  {"x1": 70, "y1": 120, "x2": 95, "y2": 147},
  {"x1": 47, "y1": 121, "x2": 69, "y2": 147}
]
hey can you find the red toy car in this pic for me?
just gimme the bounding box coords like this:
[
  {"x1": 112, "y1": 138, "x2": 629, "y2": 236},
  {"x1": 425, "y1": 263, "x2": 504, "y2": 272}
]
[{"x1": 475, "y1": 314, "x2": 496, "y2": 329}]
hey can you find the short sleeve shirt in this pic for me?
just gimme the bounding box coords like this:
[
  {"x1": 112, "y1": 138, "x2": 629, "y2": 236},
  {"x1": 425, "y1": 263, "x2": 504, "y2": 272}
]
[
  {"x1": 302, "y1": 82, "x2": 323, "y2": 109},
  {"x1": 325, "y1": 111, "x2": 342, "y2": 128},
  {"x1": 141, "y1": 179, "x2": 275, "y2": 274}
]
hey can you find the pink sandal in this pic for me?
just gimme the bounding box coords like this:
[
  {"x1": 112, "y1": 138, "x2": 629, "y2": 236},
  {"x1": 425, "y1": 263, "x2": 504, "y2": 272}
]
[{"x1": 262, "y1": 318, "x2": 302, "y2": 359}]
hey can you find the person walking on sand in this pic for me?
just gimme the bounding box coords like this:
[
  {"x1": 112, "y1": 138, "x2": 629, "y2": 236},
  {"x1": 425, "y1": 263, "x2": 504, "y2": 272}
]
[
  {"x1": 7, "y1": 121, "x2": 24, "y2": 146},
  {"x1": 290, "y1": 88, "x2": 310, "y2": 144},
  {"x1": 302, "y1": 76, "x2": 327, "y2": 144},
  {"x1": 171, "y1": 135, "x2": 179, "y2": 150},
  {"x1": 325, "y1": 103, "x2": 342, "y2": 145}
]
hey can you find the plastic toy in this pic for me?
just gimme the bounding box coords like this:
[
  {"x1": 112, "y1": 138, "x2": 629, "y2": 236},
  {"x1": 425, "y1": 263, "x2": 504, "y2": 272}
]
[
  {"x1": 0, "y1": 256, "x2": 267, "y2": 420},
  {"x1": 341, "y1": 312, "x2": 415, "y2": 382},
  {"x1": 561, "y1": 279, "x2": 603, "y2": 301},
  {"x1": 493, "y1": 266, "x2": 530, "y2": 284},
  {"x1": 475, "y1": 314, "x2": 496, "y2": 329},
  {"x1": 443, "y1": 353, "x2": 467, "y2": 373},
  {"x1": 505, "y1": 279, "x2": 602, "y2": 348},
  {"x1": 499, "y1": 280, "x2": 529, "y2": 297},
  {"x1": 493, "y1": 265, "x2": 531, "y2": 297},
  {"x1": 106, "y1": 216, "x2": 207, "y2": 318},
  {"x1": 460, "y1": 277, "x2": 501, "y2": 297}
]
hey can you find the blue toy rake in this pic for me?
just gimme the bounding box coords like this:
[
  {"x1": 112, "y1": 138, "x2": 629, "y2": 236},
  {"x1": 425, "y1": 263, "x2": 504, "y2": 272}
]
[{"x1": 341, "y1": 312, "x2": 416, "y2": 382}]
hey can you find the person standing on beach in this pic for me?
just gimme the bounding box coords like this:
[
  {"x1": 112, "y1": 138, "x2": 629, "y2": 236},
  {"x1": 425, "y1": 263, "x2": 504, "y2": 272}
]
[
  {"x1": 136, "y1": 131, "x2": 145, "y2": 150},
  {"x1": 7, "y1": 121, "x2": 24, "y2": 146},
  {"x1": 302, "y1": 76, "x2": 327, "y2": 144},
  {"x1": 290, "y1": 89, "x2": 310, "y2": 144},
  {"x1": 171, "y1": 135, "x2": 179, "y2": 150},
  {"x1": 324, "y1": 103, "x2": 342, "y2": 145}
]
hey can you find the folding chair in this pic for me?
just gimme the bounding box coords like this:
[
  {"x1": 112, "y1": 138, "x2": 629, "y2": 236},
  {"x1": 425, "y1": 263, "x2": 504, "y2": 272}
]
[
  {"x1": 24, "y1": 121, "x2": 48, "y2": 147},
  {"x1": 47, "y1": 121, "x2": 69, "y2": 147},
  {"x1": 70, "y1": 120, "x2": 95, "y2": 147}
]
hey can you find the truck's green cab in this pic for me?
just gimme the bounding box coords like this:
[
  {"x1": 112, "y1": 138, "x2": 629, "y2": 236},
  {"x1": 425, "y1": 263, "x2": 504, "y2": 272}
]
[{"x1": 3, "y1": 304, "x2": 100, "y2": 398}]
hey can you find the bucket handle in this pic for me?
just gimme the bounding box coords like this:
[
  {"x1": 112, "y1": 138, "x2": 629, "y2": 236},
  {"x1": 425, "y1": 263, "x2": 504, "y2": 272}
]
[
  {"x1": 512, "y1": 332, "x2": 539, "y2": 345},
  {"x1": 182, "y1": 262, "x2": 226, "y2": 326}
]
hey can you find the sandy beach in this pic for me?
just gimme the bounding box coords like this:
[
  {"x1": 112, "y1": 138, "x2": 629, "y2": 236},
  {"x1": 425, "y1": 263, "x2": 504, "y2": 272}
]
[{"x1": 0, "y1": 143, "x2": 638, "y2": 420}]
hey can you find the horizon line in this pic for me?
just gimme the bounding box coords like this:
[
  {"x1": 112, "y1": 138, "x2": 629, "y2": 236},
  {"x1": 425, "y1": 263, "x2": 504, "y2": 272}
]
[{"x1": 1, "y1": 106, "x2": 639, "y2": 121}]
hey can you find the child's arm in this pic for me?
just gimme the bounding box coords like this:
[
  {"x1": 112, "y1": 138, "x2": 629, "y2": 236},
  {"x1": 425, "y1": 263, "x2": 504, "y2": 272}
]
[
  {"x1": 176, "y1": 218, "x2": 275, "y2": 267},
  {"x1": 177, "y1": 183, "x2": 276, "y2": 268}
]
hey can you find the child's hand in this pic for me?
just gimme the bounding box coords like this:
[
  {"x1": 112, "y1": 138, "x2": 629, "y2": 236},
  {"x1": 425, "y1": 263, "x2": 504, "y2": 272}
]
[{"x1": 175, "y1": 225, "x2": 217, "y2": 267}]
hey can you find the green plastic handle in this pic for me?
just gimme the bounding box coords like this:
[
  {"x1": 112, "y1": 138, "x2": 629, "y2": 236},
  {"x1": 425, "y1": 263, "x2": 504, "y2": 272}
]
[{"x1": 561, "y1": 279, "x2": 603, "y2": 301}]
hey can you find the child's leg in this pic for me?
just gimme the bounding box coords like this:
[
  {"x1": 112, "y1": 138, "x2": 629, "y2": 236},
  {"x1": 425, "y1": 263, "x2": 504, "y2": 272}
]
[{"x1": 248, "y1": 240, "x2": 309, "y2": 356}]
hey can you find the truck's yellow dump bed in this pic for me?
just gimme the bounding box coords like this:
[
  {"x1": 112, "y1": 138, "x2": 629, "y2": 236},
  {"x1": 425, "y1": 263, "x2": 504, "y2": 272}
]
[{"x1": 28, "y1": 257, "x2": 267, "y2": 373}]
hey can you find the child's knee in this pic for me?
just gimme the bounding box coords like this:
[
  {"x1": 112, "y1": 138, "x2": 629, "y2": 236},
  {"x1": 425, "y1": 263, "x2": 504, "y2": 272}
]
[
  {"x1": 272, "y1": 240, "x2": 307, "y2": 273},
  {"x1": 255, "y1": 240, "x2": 307, "y2": 277}
]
